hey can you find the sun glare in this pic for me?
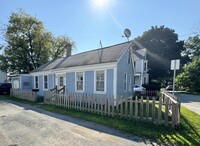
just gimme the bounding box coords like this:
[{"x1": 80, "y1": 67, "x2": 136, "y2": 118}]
[{"x1": 91, "y1": 0, "x2": 110, "y2": 10}]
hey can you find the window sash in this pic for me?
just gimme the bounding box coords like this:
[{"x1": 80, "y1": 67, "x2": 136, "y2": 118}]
[
  {"x1": 44, "y1": 75, "x2": 48, "y2": 89},
  {"x1": 124, "y1": 73, "x2": 127, "y2": 91},
  {"x1": 76, "y1": 72, "x2": 83, "y2": 91},
  {"x1": 96, "y1": 71, "x2": 104, "y2": 92},
  {"x1": 59, "y1": 76, "x2": 64, "y2": 87},
  {"x1": 35, "y1": 76, "x2": 38, "y2": 89}
]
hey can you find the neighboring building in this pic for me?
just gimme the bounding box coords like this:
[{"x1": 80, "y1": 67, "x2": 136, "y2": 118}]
[
  {"x1": 12, "y1": 41, "x2": 149, "y2": 98},
  {"x1": 0, "y1": 71, "x2": 7, "y2": 83},
  {"x1": 132, "y1": 48, "x2": 149, "y2": 85},
  {"x1": 11, "y1": 74, "x2": 32, "y2": 90}
]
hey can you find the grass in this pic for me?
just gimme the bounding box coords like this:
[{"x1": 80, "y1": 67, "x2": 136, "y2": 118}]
[{"x1": 1, "y1": 95, "x2": 200, "y2": 145}]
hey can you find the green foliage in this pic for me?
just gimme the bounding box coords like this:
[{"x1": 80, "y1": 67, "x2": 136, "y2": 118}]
[
  {"x1": 135, "y1": 26, "x2": 183, "y2": 85},
  {"x1": 0, "y1": 10, "x2": 74, "y2": 74},
  {"x1": 176, "y1": 57, "x2": 200, "y2": 92},
  {"x1": 183, "y1": 35, "x2": 200, "y2": 59}
]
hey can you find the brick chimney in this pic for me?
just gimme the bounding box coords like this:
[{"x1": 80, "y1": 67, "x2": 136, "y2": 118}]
[{"x1": 66, "y1": 44, "x2": 72, "y2": 57}]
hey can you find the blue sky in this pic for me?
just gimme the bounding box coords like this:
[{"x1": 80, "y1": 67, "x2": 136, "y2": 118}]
[{"x1": 1, "y1": 0, "x2": 200, "y2": 54}]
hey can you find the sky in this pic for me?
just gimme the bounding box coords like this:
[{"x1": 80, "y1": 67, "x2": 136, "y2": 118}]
[{"x1": 0, "y1": 0, "x2": 200, "y2": 55}]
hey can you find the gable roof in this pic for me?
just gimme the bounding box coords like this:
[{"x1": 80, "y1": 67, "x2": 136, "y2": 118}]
[{"x1": 31, "y1": 42, "x2": 130, "y2": 73}]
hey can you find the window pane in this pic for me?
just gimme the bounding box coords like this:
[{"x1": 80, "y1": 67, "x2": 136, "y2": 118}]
[
  {"x1": 124, "y1": 73, "x2": 127, "y2": 91},
  {"x1": 44, "y1": 75, "x2": 48, "y2": 89},
  {"x1": 96, "y1": 81, "x2": 104, "y2": 91},
  {"x1": 35, "y1": 76, "x2": 38, "y2": 82},
  {"x1": 59, "y1": 76, "x2": 64, "y2": 86},
  {"x1": 76, "y1": 72, "x2": 83, "y2": 90},
  {"x1": 35, "y1": 76, "x2": 38, "y2": 88},
  {"x1": 36, "y1": 83, "x2": 38, "y2": 88},
  {"x1": 96, "y1": 71, "x2": 104, "y2": 91},
  {"x1": 44, "y1": 75, "x2": 47, "y2": 82}
]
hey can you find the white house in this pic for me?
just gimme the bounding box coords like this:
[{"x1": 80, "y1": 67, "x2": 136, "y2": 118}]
[{"x1": 132, "y1": 48, "x2": 149, "y2": 85}]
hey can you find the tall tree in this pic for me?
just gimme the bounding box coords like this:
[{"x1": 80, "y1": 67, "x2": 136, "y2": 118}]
[
  {"x1": 0, "y1": 10, "x2": 74, "y2": 74},
  {"x1": 176, "y1": 57, "x2": 200, "y2": 92},
  {"x1": 135, "y1": 26, "x2": 183, "y2": 85},
  {"x1": 182, "y1": 35, "x2": 200, "y2": 59}
]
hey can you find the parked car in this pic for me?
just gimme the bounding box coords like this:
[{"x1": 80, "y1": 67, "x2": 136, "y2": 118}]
[
  {"x1": 166, "y1": 85, "x2": 173, "y2": 91},
  {"x1": 133, "y1": 84, "x2": 146, "y2": 93},
  {"x1": 0, "y1": 83, "x2": 12, "y2": 95}
]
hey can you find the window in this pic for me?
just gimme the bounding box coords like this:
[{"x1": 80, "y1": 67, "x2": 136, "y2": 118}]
[
  {"x1": 76, "y1": 72, "x2": 83, "y2": 91},
  {"x1": 124, "y1": 73, "x2": 127, "y2": 92},
  {"x1": 129, "y1": 75, "x2": 131, "y2": 91},
  {"x1": 34, "y1": 76, "x2": 38, "y2": 89},
  {"x1": 128, "y1": 51, "x2": 131, "y2": 64},
  {"x1": 59, "y1": 76, "x2": 64, "y2": 87},
  {"x1": 96, "y1": 70, "x2": 104, "y2": 92},
  {"x1": 144, "y1": 77, "x2": 146, "y2": 84},
  {"x1": 144, "y1": 61, "x2": 147, "y2": 72},
  {"x1": 134, "y1": 61, "x2": 136, "y2": 69},
  {"x1": 44, "y1": 75, "x2": 48, "y2": 89}
]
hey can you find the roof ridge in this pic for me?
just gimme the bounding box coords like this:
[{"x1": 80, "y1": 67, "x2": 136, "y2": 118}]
[{"x1": 69, "y1": 41, "x2": 130, "y2": 57}]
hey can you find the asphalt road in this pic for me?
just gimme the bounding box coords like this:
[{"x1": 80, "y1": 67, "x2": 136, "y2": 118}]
[
  {"x1": 175, "y1": 93, "x2": 200, "y2": 115},
  {"x1": 0, "y1": 100, "x2": 155, "y2": 146}
]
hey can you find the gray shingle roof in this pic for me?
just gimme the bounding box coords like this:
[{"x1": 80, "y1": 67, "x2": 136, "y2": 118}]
[{"x1": 31, "y1": 42, "x2": 129, "y2": 73}]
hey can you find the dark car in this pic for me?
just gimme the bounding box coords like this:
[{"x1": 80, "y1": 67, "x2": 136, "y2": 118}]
[{"x1": 0, "y1": 83, "x2": 12, "y2": 95}]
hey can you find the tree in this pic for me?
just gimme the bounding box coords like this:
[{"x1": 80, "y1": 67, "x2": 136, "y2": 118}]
[
  {"x1": 135, "y1": 26, "x2": 183, "y2": 85},
  {"x1": 50, "y1": 36, "x2": 75, "y2": 60},
  {"x1": 0, "y1": 10, "x2": 74, "y2": 74},
  {"x1": 182, "y1": 35, "x2": 200, "y2": 59},
  {"x1": 176, "y1": 57, "x2": 200, "y2": 92}
]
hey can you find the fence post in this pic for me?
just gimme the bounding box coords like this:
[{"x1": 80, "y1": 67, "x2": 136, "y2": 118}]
[
  {"x1": 152, "y1": 97, "x2": 155, "y2": 123},
  {"x1": 146, "y1": 96, "x2": 149, "y2": 121},
  {"x1": 120, "y1": 97, "x2": 123, "y2": 118},
  {"x1": 130, "y1": 97, "x2": 133, "y2": 119},
  {"x1": 165, "y1": 98, "x2": 169, "y2": 126},
  {"x1": 140, "y1": 96, "x2": 144, "y2": 120},
  {"x1": 158, "y1": 96, "x2": 162, "y2": 125},
  {"x1": 116, "y1": 97, "x2": 119, "y2": 117},
  {"x1": 172, "y1": 103, "x2": 176, "y2": 128},
  {"x1": 135, "y1": 96, "x2": 138, "y2": 120},
  {"x1": 108, "y1": 97, "x2": 110, "y2": 116}
]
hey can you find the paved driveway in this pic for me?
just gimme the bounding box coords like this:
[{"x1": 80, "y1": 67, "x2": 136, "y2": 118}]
[
  {"x1": 0, "y1": 100, "x2": 154, "y2": 146},
  {"x1": 175, "y1": 93, "x2": 200, "y2": 115}
]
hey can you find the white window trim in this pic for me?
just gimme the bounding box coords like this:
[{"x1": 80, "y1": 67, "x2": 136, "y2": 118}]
[
  {"x1": 43, "y1": 75, "x2": 48, "y2": 90},
  {"x1": 124, "y1": 73, "x2": 127, "y2": 92},
  {"x1": 129, "y1": 74, "x2": 131, "y2": 92},
  {"x1": 34, "y1": 76, "x2": 39, "y2": 89},
  {"x1": 144, "y1": 61, "x2": 147, "y2": 72},
  {"x1": 94, "y1": 69, "x2": 107, "y2": 94},
  {"x1": 75, "y1": 71, "x2": 85, "y2": 92}
]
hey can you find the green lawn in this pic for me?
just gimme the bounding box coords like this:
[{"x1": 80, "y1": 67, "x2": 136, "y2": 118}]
[{"x1": 1, "y1": 95, "x2": 200, "y2": 145}]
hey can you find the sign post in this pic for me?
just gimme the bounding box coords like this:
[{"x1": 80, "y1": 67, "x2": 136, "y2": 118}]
[{"x1": 171, "y1": 59, "x2": 180, "y2": 95}]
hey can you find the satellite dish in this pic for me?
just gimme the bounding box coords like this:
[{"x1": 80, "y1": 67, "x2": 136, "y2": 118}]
[{"x1": 124, "y1": 28, "x2": 131, "y2": 39}]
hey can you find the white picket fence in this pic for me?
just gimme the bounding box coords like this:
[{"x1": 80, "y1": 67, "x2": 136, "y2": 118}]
[
  {"x1": 44, "y1": 91, "x2": 180, "y2": 128},
  {"x1": 10, "y1": 89, "x2": 37, "y2": 102}
]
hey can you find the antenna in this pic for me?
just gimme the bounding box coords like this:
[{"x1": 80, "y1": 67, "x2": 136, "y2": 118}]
[
  {"x1": 122, "y1": 28, "x2": 131, "y2": 41},
  {"x1": 98, "y1": 40, "x2": 103, "y2": 63}
]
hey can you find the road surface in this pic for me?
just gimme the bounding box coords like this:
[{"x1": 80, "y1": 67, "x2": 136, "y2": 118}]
[
  {"x1": 0, "y1": 100, "x2": 155, "y2": 146},
  {"x1": 175, "y1": 93, "x2": 200, "y2": 115}
]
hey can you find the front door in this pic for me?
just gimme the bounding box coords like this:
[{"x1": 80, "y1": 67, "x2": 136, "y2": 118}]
[{"x1": 57, "y1": 75, "x2": 65, "y2": 90}]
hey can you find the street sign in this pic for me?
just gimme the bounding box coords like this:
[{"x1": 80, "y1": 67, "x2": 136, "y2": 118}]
[
  {"x1": 171, "y1": 59, "x2": 180, "y2": 95},
  {"x1": 171, "y1": 59, "x2": 180, "y2": 70}
]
